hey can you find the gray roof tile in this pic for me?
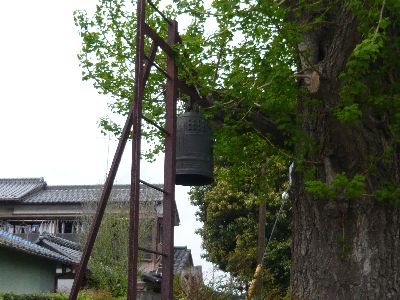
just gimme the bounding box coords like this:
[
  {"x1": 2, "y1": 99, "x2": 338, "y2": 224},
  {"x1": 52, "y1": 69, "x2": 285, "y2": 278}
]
[
  {"x1": 22, "y1": 184, "x2": 163, "y2": 204},
  {"x1": 0, "y1": 229, "x2": 73, "y2": 264},
  {"x1": 143, "y1": 247, "x2": 195, "y2": 284},
  {"x1": 37, "y1": 232, "x2": 80, "y2": 250},
  {"x1": 0, "y1": 178, "x2": 46, "y2": 201},
  {"x1": 174, "y1": 246, "x2": 193, "y2": 273},
  {"x1": 0, "y1": 178, "x2": 178, "y2": 224},
  {"x1": 40, "y1": 239, "x2": 81, "y2": 264},
  {"x1": 36, "y1": 233, "x2": 81, "y2": 264}
]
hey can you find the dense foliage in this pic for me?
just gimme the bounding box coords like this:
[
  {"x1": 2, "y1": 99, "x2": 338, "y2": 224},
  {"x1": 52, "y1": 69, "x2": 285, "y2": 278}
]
[
  {"x1": 0, "y1": 294, "x2": 67, "y2": 300},
  {"x1": 74, "y1": 0, "x2": 400, "y2": 296},
  {"x1": 190, "y1": 136, "x2": 291, "y2": 294},
  {"x1": 173, "y1": 274, "x2": 242, "y2": 300},
  {"x1": 79, "y1": 202, "x2": 156, "y2": 296}
]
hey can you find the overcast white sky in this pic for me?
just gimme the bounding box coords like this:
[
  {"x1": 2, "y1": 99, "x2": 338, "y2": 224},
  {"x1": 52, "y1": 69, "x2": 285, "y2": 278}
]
[{"x1": 0, "y1": 0, "x2": 219, "y2": 281}]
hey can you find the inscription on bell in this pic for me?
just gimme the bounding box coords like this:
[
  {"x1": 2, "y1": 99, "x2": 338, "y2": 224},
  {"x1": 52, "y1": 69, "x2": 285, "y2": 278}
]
[{"x1": 176, "y1": 111, "x2": 214, "y2": 186}]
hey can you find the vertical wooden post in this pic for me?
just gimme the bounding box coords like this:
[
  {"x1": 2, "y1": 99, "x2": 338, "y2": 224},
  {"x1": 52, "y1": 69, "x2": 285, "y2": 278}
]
[
  {"x1": 162, "y1": 19, "x2": 178, "y2": 300},
  {"x1": 127, "y1": 0, "x2": 146, "y2": 299}
]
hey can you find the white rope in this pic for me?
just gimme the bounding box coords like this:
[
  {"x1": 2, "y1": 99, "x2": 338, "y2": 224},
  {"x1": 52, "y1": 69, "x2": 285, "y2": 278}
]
[{"x1": 262, "y1": 162, "x2": 294, "y2": 265}]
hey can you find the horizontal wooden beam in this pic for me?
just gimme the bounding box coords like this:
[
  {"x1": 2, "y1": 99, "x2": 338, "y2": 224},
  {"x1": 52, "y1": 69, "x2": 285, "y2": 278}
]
[{"x1": 143, "y1": 23, "x2": 174, "y2": 57}]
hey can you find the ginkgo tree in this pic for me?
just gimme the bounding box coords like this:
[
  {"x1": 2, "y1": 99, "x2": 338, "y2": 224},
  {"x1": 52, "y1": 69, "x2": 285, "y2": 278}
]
[{"x1": 75, "y1": 0, "x2": 400, "y2": 298}]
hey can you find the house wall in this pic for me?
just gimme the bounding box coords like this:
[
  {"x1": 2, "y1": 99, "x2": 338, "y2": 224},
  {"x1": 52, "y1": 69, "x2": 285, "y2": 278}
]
[
  {"x1": 137, "y1": 291, "x2": 161, "y2": 300},
  {"x1": 12, "y1": 204, "x2": 83, "y2": 216},
  {"x1": 57, "y1": 279, "x2": 73, "y2": 294},
  {"x1": 0, "y1": 205, "x2": 13, "y2": 217},
  {"x1": 0, "y1": 248, "x2": 56, "y2": 294}
]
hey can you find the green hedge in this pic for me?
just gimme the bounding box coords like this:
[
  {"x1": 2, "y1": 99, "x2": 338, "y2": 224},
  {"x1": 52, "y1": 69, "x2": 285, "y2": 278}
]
[
  {"x1": 0, "y1": 293, "x2": 67, "y2": 300},
  {"x1": 0, "y1": 292, "x2": 125, "y2": 300}
]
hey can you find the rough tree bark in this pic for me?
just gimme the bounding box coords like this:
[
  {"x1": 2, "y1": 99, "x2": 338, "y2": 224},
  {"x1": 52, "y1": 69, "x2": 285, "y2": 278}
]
[{"x1": 290, "y1": 2, "x2": 400, "y2": 299}]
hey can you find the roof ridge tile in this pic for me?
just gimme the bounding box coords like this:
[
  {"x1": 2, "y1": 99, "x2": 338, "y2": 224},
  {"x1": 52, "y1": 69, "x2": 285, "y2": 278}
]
[{"x1": 0, "y1": 229, "x2": 73, "y2": 264}]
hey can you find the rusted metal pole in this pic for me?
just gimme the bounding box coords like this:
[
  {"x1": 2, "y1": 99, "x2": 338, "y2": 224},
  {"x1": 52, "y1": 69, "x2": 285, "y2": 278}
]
[
  {"x1": 68, "y1": 118, "x2": 132, "y2": 300},
  {"x1": 143, "y1": 23, "x2": 174, "y2": 57},
  {"x1": 127, "y1": 0, "x2": 146, "y2": 298},
  {"x1": 69, "y1": 17, "x2": 157, "y2": 300},
  {"x1": 161, "y1": 19, "x2": 178, "y2": 300}
]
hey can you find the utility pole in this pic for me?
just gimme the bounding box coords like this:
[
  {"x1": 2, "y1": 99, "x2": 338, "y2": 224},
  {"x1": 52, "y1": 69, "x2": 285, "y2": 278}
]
[{"x1": 256, "y1": 202, "x2": 266, "y2": 298}]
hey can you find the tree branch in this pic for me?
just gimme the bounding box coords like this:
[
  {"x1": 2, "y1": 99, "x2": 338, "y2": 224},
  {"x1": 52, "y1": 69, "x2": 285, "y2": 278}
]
[{"x1": 206, "y1": 93, "x2": 287, "y2": 148}]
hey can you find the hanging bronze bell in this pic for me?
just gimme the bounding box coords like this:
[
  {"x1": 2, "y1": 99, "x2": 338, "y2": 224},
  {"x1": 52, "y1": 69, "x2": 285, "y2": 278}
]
[{"x1": 176, "y1": 111, "x2": 214, "y2": 186}]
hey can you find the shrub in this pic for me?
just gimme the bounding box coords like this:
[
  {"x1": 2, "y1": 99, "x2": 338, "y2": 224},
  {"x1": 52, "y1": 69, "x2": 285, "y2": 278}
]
[{"x1": 0, "y1": 293, "x2": 67, "y2": 300}]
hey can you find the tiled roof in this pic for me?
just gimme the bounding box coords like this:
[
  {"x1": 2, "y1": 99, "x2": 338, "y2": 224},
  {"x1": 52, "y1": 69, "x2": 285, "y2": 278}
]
[
  {"x1": 38, "y1": 232, "x2": 81, "y2": 250},
  {"x1": 142, "y1": 247, "x2": 195, "y2": 284},
  {"x1": 0, "y1": 229, "x2": 73, "y2": 264},
  {"x1": 174, "y1": 246, "x2": 193, "y2": 273},
  {"x1": 0, "y1": 178, "x2": 164, "y2": 204},
  {"x1": 0, "y1": 178, "x2": 46, "y2": 201},
  {"x1": 0, "y1": 177, "x2": 178, "y2": 224},
  {"x1": 22, "y1": 184, "x2": 163, "y2": 204},
  {"x1": 36, "y1": 233, "x2": 81, "y2": 264},
  {"x1": 34, "y1": 235, "x2": 194, "y2": 273}
]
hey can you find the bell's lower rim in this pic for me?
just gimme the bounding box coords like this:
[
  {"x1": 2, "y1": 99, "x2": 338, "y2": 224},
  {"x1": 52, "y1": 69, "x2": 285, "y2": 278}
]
[{"x1": 175, "y1": 174, "x2": 214, "y2": 186}]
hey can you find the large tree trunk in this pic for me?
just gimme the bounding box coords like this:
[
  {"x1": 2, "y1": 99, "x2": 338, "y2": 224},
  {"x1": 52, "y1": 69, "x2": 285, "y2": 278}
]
[
  {"x1": 292, "y1": 181, "x2": 400, "y2": 298},
  {"x1": 290, "y1": 2, "x2": 400, "y2": 298}
]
